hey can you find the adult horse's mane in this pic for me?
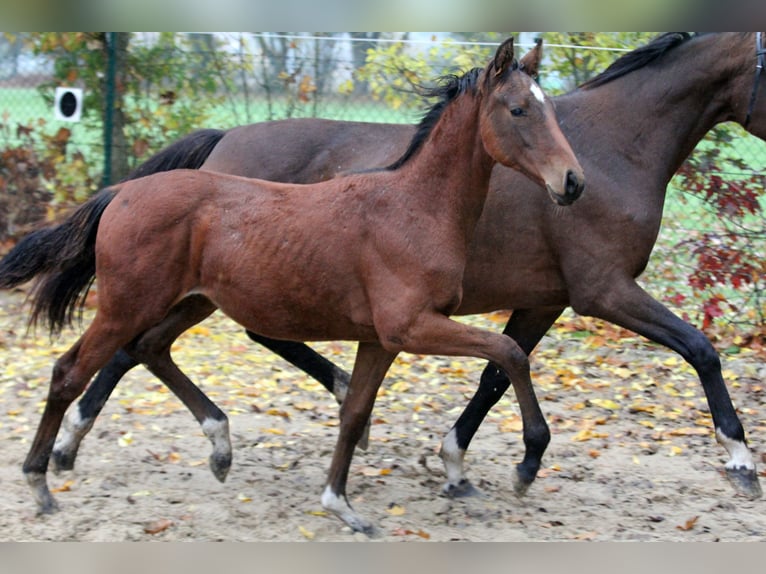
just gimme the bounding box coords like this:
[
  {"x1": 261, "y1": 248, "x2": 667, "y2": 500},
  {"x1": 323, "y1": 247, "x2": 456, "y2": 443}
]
[
  {"x1": 385, "y1": 66, "x2": 489, "y2": 171},
  {"x1": 579, "y1": 32, "x2": 693, "y2": 90}
]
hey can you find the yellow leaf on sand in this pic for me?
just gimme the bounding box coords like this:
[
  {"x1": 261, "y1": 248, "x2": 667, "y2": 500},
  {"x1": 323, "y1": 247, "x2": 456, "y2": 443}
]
[
  {"x1": 387, "y1": 504, "x2": 406, "y2": 516},
  {"x1": 299, "y1": 525, "x2": 315, "y2": 540},
  {"x1": 238, "y1": 493, "x2": 252, "y2": 503}
]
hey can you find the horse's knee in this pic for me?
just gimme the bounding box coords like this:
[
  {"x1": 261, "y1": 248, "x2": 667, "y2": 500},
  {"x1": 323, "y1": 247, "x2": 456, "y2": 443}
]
[
  {"x1": 477, "y1": 362, "x2": 511, "y2": 400},
  {"x1": 127, "y1": 334, "x2": 168, "y2": 365},
  {"x1": 50, "y1": 357, "x2": 83, "y2": 404},
  {"x1": 684, "y1": 329, "x2": 721, "y2": 374}
]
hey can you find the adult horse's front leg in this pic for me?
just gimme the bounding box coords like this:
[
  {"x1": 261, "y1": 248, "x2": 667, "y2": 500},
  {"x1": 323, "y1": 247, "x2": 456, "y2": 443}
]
[
  {"x1": 244, "y1": 332, "x2": 370, "y2": 448},
  {"x1": 572, "y1": 277, "x2": 761, "y2": 499},
  {"x1": 322, "y1": 341, "x2": 397, "y2": 535},
  {"x1": 440, "y1": 306, "x2": 564, "y2": 497}
]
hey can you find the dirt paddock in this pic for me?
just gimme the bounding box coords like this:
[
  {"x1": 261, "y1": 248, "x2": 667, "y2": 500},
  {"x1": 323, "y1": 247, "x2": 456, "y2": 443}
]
[{"x1": 1, "y1": 289, "x2": 765, "y2": 541}]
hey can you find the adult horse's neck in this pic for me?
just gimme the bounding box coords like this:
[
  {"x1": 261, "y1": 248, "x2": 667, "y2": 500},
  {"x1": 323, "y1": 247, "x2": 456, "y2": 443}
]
[
  {"x1": 395, "y1": 91, "x2": 495, "y2": 240},
  {"x1": 558, "y1": 33, "x2": 753, "y2": 190}
]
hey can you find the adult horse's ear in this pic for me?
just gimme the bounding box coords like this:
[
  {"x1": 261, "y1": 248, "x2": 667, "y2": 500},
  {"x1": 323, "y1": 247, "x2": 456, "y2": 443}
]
[
  {"x1": 493, "y1": 37, "x2": 516, "y2": 77},
  {"x1": 519, "y1": 37, "x2": 543, "y2": 80}
]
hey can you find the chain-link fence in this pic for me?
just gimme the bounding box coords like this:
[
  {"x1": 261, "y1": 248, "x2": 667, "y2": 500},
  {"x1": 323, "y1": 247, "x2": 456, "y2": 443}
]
[
  {"x1": 1, "y1": 32, "x2": 765, "y2": 328},
  {"x1": 2, "y1": 32, "x2": 765, "y2": 177}
]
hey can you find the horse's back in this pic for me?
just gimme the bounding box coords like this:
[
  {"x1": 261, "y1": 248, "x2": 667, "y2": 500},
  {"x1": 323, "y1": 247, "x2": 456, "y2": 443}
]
[{"x1": 201, "y1": 118, "x2": 414, "y2": 182}]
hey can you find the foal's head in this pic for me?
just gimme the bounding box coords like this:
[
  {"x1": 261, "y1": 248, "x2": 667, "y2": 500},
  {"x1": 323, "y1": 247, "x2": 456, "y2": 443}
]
[{"x1": 480, "y1": 38, "x2": 585, "y2": 205}]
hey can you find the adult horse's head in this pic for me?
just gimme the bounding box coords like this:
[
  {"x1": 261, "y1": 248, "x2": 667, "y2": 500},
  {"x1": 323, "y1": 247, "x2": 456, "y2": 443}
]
[
  {"x1": 480, "y1": 38, "x2": 585, "y2": 206},
  {"x1": 742, "y1": 31, "x2": 766, "y2": 138}
]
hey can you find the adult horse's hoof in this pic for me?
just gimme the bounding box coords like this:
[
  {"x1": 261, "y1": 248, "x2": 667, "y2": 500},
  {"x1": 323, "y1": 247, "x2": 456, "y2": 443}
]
[
  {"x1": 512, "y1": 466, "x2": 535, "y2": 497},
  {"x1": 209, "y1": 452, "x2": 232, "y2": 483},
  {"x1": 51, "y1": 448, "x2": 77, "y2": 473},
  {"x1": 726, "y1": 466, "x2": 762, "y2": 500},
  {"x1": 442, "y1": 478, "x2": 481, "y2": 498}
]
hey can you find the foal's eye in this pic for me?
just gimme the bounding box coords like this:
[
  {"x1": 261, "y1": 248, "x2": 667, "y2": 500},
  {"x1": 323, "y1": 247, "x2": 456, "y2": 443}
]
[{"x1": 510, "y1": 107, "x2": 525, "y2": 117}]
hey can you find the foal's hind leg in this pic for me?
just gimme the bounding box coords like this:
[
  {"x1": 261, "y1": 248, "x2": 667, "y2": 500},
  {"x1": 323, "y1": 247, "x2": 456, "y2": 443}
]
[
  {"x1": 440, "y1": 307, "x2": 564, "y2": 497},
  {"x1": 52, "y1": 295, "x2": 225, "y2": 474},
  {"x1": 129, "y1": 325, "x2": 232, "y2": 482},
  {"x1": 25, "y1": 323, "x2": 134, "y2": 513}
]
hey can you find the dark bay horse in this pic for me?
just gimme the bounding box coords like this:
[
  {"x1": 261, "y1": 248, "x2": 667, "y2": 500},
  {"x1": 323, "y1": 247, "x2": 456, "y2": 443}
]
[
  {"x1": 0, "y1": 39, "x2": 585, "y2": 532},
  {"x1": 17, "y1": 33, "x2": 766, "y2": 503}
]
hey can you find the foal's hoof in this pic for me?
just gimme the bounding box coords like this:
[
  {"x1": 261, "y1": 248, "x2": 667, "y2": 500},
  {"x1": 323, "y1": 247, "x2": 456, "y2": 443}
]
[
  {"x1": 26, "y1": 472, "x2": 60, "y2": 515},
  {"x1": 209, "y1": 452, "x2": 232, "y2": 483},
  {"x1": 37, "y1": 497, "x2": 61, "y2": 516},
  {"x1": 725, "y1": 466, "x2": 763, "y2": 500},
  {"x1": 442, "y1": 478, "x2": 481, "y2": 498}
]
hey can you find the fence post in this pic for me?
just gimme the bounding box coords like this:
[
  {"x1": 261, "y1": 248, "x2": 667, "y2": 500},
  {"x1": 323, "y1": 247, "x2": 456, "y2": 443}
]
[{"x1": 102, "y1": 32, "x2": 117, "y2": 188}]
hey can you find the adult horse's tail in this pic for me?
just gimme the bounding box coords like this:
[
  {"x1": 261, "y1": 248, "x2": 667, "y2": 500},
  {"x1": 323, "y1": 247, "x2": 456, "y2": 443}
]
[
  {"x1": 0, "y1": 188, "x2": 117, "y2": 335},
  {"x1": 121, "y1": 128, "x2": 226, "y2": 181}
]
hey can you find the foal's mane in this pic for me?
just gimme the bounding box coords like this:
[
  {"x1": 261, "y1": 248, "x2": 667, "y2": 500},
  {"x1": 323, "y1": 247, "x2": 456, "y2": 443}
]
[
  {"x1": 384, "y1": 67, "x2": 487, "y2": 171},
  {"x1": 579, "y1": 32, "x2": 693, "y2": 90}
]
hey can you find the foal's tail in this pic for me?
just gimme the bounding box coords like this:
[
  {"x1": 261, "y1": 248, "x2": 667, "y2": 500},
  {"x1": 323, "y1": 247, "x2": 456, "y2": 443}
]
[
  {"x1": 0, "y1": 128, "x2": 225, "y2": 335},
  {"x1": 0, "y1": 188, "x2": 117, "y2": 335},
  {"x1": 121, "y1": 128, "x2": 226, "y2": 181}
]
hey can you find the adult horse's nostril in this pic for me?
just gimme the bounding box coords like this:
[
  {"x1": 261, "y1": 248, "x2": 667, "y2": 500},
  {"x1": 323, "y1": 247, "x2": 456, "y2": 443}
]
[{"x1": 565, "y1": 169, "x2": 584, "y2": 201}]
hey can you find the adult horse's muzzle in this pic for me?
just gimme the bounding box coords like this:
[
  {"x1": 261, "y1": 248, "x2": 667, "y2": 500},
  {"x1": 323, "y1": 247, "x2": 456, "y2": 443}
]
[{"x1": 547, "y1": 169, "x2": 585, "y2": 206}]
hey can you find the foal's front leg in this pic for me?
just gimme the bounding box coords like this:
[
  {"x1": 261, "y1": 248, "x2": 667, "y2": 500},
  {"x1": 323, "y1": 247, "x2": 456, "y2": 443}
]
[{"x1": 321, "y1": 341, "x2": 397, "y2": 534}]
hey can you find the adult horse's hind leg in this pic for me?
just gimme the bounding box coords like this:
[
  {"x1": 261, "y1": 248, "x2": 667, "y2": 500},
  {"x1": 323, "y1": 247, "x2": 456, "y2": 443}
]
[
  {"x1": 52, "y1": 348, "x2": 139, "y2": 472},
  {"x1": 245, "y1": 331, "x2": 351, "y2": 402},
  {"x1": 52, "y1": 295, "x2": 224, "y2": 475},
  {"x1": 440, "y1": 306, "x2": 564, "y2": 497}
]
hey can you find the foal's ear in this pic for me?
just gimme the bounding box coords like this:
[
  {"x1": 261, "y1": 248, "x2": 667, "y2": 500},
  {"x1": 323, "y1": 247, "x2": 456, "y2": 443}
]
[
  {"x1": 519, "y1": 37, "x2": 543, "y2": 79},
  {"x1": 493, "y1": 37, "x2": 516, "y2": 77}
]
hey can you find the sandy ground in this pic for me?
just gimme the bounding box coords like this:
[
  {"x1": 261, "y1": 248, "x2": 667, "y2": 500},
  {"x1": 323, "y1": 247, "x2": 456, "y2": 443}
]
[{"x1": 1, "y1": 288, "x2": 765, "y2": 542}]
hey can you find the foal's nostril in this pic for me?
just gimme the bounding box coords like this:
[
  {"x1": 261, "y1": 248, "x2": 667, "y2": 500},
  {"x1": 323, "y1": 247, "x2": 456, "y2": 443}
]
[{"x1": 565, "y1": 170, "x2": 584, "y2": 201}]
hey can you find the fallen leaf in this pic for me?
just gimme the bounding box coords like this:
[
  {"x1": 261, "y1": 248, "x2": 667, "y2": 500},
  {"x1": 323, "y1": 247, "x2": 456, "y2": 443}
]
[
  {"x1": 298, "y1": 525, "x2": 315, "y2": 540},
  {"x1": 386, "y1": 504, "x2": 406, "y2": 516},
  {"x1": 676, "y1": 516, "x2": 699, "y2": 531},
  {"x1": 144, "y1": 518, "x2": 174, "y2": 534},
  {"x1": 51, "y1": 480, "x2": 75, "y2": 493},
  {"x1": 392, "y1": 528, "x2": 430, "y2": 539}
]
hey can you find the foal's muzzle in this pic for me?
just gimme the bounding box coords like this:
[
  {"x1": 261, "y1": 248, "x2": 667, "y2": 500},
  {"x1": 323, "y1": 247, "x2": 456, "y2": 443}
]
[{"x1": 549, "y1": 169, "x2": 585, "y2": 206}]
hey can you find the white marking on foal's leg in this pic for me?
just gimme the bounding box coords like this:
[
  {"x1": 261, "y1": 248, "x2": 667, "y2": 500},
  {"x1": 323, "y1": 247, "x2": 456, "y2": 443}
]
[
  {"x1": 716, "y1": 428, "x2": 755, "y2": 470},
  {"x1": 52, "y1": 407, "x2": 94, "y2": 471},
  {"x1": 321, "y1": 485, "x2": 374, "y2": 534},
  {"x1": 530, "y1": 82, "x2": 546, "y2": 104},
  {"x1": 201, "y1": 417, "x2": 232, "y2": 482}
]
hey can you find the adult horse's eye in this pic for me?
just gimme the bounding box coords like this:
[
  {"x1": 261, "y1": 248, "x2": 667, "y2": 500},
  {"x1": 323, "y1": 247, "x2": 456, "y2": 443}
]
[{"x1": 510, "y1": 107, "x2": 525, "y2": 117}]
